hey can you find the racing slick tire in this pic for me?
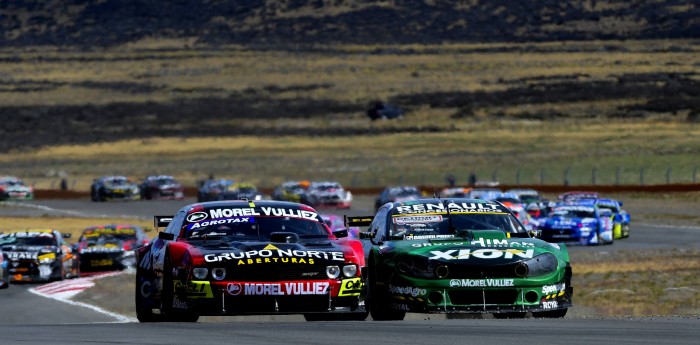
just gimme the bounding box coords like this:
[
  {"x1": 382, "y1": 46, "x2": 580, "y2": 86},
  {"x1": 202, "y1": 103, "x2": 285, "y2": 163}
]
[
  {"x1": 493, "y1": 312, "x2": 527, "y2": 319},
  {"x1": 532, "y1": 308, "x2": 568, "y2": 318},
  {"x1": 90, "y1": 187, "x2": 99, "y2": 202},
  {"x1": 368, "y1": 263, "x2": 405, "y2": 321},
  {"x1": 622, "y1": 224, "x2": 630, "y2": 238},
  {"x1": 160, "y1": 256, "x2": 199, "y2": 323}
]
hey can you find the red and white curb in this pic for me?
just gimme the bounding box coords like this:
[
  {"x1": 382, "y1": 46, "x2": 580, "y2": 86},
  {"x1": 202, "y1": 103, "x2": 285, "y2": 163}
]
[{"x1": 29, "y1": 271, "x2": 136, "y2": 323}]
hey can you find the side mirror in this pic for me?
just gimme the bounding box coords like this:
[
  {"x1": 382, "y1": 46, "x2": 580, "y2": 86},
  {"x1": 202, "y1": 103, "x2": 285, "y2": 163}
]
[
  {"x1": 528, "y1": 230, "x2": 542, "y2": 239},
  {"x1": 358, "y1": 232, "x2": 373, "y2": 239},
  {"x1": 332, "y1": 229, "x2": 348, "y2": 238},
  {"x1": 158, "y1": 232, "x2": 175, "y2": 241}
]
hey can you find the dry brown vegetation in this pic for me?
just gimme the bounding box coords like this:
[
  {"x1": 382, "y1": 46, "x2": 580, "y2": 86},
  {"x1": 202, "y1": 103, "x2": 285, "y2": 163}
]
[{"x1": 571, "y1": 249, "x2": 700, "y2": 316}]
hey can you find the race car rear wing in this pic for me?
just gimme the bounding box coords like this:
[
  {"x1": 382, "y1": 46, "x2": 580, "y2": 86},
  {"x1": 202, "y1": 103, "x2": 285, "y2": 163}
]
[
  {"x1": 154, "y1": 216, "x2": 173, "y2": 229},
  {"x1": 344, "y1": 215, "x2": 374, "y2": 228}
]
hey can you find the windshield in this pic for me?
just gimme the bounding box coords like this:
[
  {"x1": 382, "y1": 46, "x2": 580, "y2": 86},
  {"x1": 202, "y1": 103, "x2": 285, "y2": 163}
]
[
  {"x1": 391, "y1": 188, "x2": 420, "y2": 197},
  {"x1": 185, "y1": 216, "x2": 328, "y2": 240},
  {"x1": 389, "y1": 205, "x2": 526, "y2": 240},
  {"x1": 313, "y1": 184, "x2": 341, "y2": 192},
  {"x1": 83, "y1": 229, "x2": 137, "y2": 244},
  {"x1": 597, "y1": 204, "x2": 619, "y2": 212},
  {"x1": 0, "y1": 233, "x2": 57, "y2": 246},
  {"x1": 552, "y1": 207, "x2": 595, "y2": 218}
]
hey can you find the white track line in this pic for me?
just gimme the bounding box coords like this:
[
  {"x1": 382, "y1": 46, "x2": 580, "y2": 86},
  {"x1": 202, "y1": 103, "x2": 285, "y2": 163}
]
[{"x1": 29, "y1": 272, "x2": 136, "y2": 323}]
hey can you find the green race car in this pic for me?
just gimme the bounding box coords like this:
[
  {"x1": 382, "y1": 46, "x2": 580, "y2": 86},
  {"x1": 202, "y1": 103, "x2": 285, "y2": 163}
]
[{"x1": 353, "y1": 198, "x2": 572, "y2": 320}]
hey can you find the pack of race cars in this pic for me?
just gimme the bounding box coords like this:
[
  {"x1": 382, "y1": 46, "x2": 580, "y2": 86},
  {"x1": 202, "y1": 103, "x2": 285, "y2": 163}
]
[
  {"x1": 3, "y1": 174, "x2": 637, "y2": 322},
  {"x1": 0, "y1": 224, "x2": 151, "y2": 285}
]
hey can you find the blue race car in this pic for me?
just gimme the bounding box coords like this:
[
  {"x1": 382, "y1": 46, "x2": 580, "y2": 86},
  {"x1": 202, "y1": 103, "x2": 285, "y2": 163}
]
[
  {"x1": 538, "y1": 200, "x2": 614, "y2": 245},
  {"x1": 595, "y1": 198, "x2": 630, "y2": 239}
]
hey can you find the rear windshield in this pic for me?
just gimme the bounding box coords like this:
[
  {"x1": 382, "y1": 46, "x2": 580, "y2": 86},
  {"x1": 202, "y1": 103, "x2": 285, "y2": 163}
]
[{"x1": 553, "y1": 207, "x2": 595, "y2": 218}]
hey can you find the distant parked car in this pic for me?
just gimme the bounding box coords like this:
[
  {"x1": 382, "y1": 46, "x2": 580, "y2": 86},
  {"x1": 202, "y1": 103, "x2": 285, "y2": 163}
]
[
  {"x1": 197, "y1": 179, "x2": 235, "y2": 202},
  {"x1": 0, "y1": 176, "x2": 33, "y2": 201},
  {"x1": 91, "y1": 176, "x2": 141, "y2": 202},
  {"x1": 140, "y1": 175, "x2": 185, "y2": 200}
]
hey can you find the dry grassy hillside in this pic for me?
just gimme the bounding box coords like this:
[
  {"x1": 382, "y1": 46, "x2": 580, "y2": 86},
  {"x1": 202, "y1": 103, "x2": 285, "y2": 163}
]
[{"x1": 2, "y1": 0, "x2": 699, "y2": 46}]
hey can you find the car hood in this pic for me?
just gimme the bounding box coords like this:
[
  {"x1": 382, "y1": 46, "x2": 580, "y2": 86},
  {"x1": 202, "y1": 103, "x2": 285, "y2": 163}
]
[{"x1": 381, "y1": 230, "x2": 567, "y2": 265}]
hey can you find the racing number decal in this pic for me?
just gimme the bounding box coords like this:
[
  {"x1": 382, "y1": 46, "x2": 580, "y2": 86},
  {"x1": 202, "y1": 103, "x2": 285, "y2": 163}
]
[{"x1": 338, "y1": 277, "x2": 362, "y2": 297}]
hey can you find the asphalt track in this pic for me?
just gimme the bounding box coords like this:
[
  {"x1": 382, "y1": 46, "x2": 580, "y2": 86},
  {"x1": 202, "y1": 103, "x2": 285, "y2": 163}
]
[{"x1": 1, "y1": 197, "x2": 699, "y2": 344}]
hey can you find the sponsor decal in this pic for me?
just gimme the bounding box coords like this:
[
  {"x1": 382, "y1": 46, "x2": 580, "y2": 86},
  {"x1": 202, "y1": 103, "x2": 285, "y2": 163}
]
[
  {"x1": 90, "y1": 259, "x2": 114, "y2": 267},
  {"x1": 338, "y1": 278, "x2": 363, "y2": 297},
  {"x1": 6, "y1": 252, "x2": 38, "y2": 260},
  {"x1": 140, "y1": 280, "x2": 152, "y2": 298},
  {"x1": 188, "y1": 217, "x2": 253, "y2": 230},
  {"x1": 469, "y1": 238, "x2": 535, "y2": 247},
  {"x1": 81, "y1": 246, "x2": 123, "y2": 254},
  {"x1": 389, "y1": 285, "x2": 427, "y2": 297},
  {"x1": 391, "y1": 303, "x2": 410, "y2": 311},
  {"x1": 449, "y1": 279, "x2": 514, "y2": 288},
  {"x1": 541, "y1": 301, "x2": 559, "y2": 309},
  {"x1": 207, "y1": 207, "x2": 319, "y2": 221},
  {"x1": 83, "y1": 228, "x2": 136, "y2": 237},
  {"x1": 542, "y1": 283, "x2": 566, "y2": 295},
  {"x1": 428, "y1": 248, "x2": 535, "y2": 260},
  {"x1": 395, "y1": 202, "x2": 503, "y2": 215},
  {"x1": 404, "y1": 234, "x2": 455, "y2": 240},
  {"x1": 227, "y1": 283, "x2": 242, "y2": 296},
  {"x1": 186, "y1": 211, "x2": 208, "y2": 222},
  {"x1": 394, "y1": 215, "x2": 443, "y2": 224},
  {"x1": 1, "y1": 231, "x2": 53, "y2": 239},
  {"x1": 174, "y1": 280, "x2": 213, "y2": 298},
  {"x1": 412, "y1": 242, "x2": 466, "y2": 248},
  {"x1": 172, "y1": 296, "x2": 188, "y2": 309},
  {"x1": 240, "y1": 281, "x2": 330, "y2": 296},
  {"x1": 204, "y1": 249, "x2": 344, "y2": 264}
]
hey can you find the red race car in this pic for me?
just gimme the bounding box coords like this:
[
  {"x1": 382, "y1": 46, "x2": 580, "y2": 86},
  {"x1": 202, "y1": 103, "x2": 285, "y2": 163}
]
[{"x1": 135, "y1": 200, "x2": 366, "y2": 322}]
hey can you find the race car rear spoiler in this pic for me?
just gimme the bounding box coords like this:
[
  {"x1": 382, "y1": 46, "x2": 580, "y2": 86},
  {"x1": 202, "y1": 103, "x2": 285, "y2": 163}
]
[
  {"x1": 154, "y1": 216, "x2": 173, "y2": 228},
  {"x1": 344, "y1": 215, "x2": 374, "y2": 227}
]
